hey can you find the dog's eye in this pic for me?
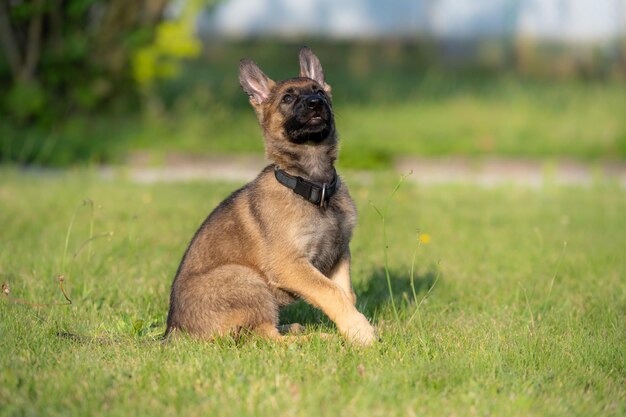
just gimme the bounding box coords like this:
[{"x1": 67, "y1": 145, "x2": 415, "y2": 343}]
[{"x1": 282, "y1": 94, "x2": 294, "y2": 104}]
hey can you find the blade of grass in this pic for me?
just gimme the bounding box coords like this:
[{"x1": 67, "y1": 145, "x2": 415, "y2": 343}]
[{"x1": 369, "y1": 171, "x2": 412, "y2": 322}]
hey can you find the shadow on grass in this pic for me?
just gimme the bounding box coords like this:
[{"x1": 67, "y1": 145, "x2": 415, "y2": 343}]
[
  {"x1": 358, "y1": 266, "x2": 441, "y2": 319},
  {"x1": 279, "y1": 265, "x2": 441, "y2": 327}
]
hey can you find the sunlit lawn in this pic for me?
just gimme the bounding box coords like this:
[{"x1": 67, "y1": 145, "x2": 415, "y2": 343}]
[{"x1": 1, "y1": 170, "x2": 624, "y2": 416}]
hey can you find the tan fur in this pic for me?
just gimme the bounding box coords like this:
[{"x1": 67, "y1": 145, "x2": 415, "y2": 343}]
[{"x1": 165, "y1": 48, "x2": 376, "y2": 346}]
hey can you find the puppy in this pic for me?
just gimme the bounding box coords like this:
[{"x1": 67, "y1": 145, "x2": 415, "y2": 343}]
[{"x1": 165, "y1": 47, "x2": 376, "y2": 346}]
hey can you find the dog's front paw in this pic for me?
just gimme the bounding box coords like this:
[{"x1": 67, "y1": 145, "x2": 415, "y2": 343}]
[{"x1": 339, "y1": 313, "x2": 377, "y2": 347}]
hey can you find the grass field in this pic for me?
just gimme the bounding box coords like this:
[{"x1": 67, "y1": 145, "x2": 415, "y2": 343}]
[{"x1": 1, "y1": 169, "x2": 624, "y2": 416}]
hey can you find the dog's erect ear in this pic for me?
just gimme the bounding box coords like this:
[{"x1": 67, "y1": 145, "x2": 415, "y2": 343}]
[
  {"x1": 239, "y1": 59, "x2": 275, "y2": 105},
  {"x1": 299, "y1": 47, "x2": 330, "y2": 91}
]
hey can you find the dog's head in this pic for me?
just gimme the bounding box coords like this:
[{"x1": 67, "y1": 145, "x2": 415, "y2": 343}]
[{"x1": 239, "y1": 47, "x2": 336, "y2": 166}]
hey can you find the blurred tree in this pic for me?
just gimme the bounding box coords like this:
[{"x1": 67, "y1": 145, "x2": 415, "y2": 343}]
[
  {"x1": 131, "y1": 0, "x2": 205, "y2": 116},
  {"x1": 132, "y1": 0, "x2": 203, "y2": 89},
  {"x1": 0, "y1": 0, "x2": 204, "y2": 122}
]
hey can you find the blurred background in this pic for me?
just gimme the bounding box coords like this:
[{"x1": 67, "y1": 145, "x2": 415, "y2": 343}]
[{"x1": 1, "y1": 0, "x2": 625, "y2": 169}]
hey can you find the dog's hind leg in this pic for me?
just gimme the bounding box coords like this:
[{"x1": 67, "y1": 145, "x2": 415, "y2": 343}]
[
  {"x1": 277, "y1": 323, "x2": 306, "y2": 335},
  {"x1": 166, "y1": 265, "x2": 278, "y2": 340},
  {"x1": 254, "y1": 322, "x2": 334, "y2": 343}
]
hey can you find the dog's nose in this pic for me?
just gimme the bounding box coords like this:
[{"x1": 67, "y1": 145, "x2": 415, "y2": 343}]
[{"x1": 305, "y1": 95, "x2": 323, "y2": 109}]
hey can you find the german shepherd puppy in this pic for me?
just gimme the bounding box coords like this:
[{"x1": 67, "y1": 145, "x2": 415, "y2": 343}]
[{"x1": 165, "y1": 47, "x2": 376, "y2": 346}]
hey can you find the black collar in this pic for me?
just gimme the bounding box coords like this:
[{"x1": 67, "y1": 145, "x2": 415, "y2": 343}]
[{"x1": 274, "y1": 166, "x2": 338, "y2": 207}]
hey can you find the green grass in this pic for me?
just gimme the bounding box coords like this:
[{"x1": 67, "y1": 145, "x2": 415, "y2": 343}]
[{"x1": 1, "y1": 170, "x2": 625, "y2": 416}]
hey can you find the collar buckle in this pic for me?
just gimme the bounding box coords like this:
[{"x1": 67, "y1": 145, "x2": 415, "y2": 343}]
[{"x1": 293, "y1": 176, "x2": 313, "y2": 201}]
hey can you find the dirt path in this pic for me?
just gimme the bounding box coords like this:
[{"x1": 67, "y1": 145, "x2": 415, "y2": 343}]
[
  {"x1": 107, "y1": 153, "x2": 626, "y2": 188},
  {"x1": 395, "y1": 157, "x2": 626, "y2": 188}
]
